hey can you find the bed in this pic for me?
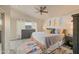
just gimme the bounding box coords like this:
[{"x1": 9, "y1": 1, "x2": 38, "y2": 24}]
[{"x1": 9, "y1": 32, "x2": 64, "y2": 54}]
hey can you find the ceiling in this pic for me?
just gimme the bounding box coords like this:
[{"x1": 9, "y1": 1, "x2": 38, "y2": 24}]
[{"x1": 11, "y1": 5, "x2": 79, "y2": 20}]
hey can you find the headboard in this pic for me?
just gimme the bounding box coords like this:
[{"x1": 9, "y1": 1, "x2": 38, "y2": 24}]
[{"x1": 21, "y1": 29, "x2": 35, "y2": 39}]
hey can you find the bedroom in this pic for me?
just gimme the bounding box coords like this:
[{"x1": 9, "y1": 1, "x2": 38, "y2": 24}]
[{"x1": 0, "y1": 5, "x2": 79, "y2": 54}]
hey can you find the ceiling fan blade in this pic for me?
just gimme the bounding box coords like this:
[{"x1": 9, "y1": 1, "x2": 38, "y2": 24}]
[
  {"x1": 43, "y1": 6, "x2": 46, "y2": 10},
  {"x1": 43, "y1": 11, "x2": 48, "y2": 13}
]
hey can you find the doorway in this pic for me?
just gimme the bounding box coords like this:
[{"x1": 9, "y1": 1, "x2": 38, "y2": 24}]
[
  {"x1": 0, "y1": 12, "x2": 5, "y2": 54},
  {"x1": 0, "y1": 13, "x2": 3, "y2": 53}
]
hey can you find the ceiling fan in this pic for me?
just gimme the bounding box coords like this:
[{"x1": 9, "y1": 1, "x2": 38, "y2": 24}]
[{"x1": 35, "y1": 6, "x2": 48, "y2": 15}]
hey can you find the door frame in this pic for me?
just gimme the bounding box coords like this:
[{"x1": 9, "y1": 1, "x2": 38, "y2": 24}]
[{"x1": 0, "y1": 8, "x2": 5, "y2": 54}]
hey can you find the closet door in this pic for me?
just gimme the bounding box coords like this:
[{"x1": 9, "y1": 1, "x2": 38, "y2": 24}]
[{"x1": 72, "y1": 14, "x2": 79, "y2": 54}]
